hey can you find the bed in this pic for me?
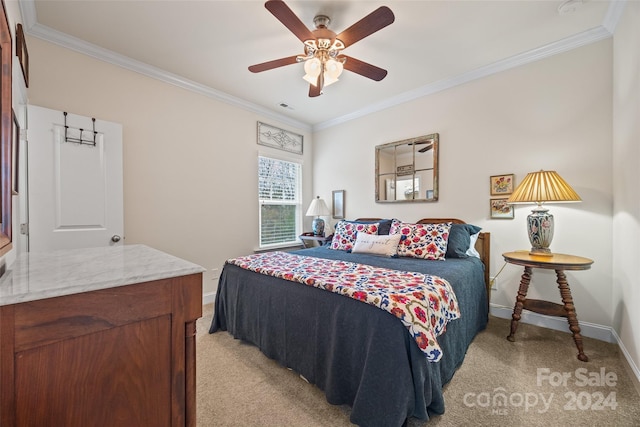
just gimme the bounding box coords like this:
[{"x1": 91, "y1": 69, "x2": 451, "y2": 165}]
[{"x1": 210, "y1": 218, "x2": 490, "y2": 426}]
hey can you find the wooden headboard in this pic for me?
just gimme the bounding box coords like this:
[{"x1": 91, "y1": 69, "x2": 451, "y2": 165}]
[{"x1": 355, "y1": 218, "x2": 491, "y2": 305}]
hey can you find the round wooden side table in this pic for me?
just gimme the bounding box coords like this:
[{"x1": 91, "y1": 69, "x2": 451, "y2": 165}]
[{"x1": 502, "y1": 251, "x2": 594, "y2": 362}]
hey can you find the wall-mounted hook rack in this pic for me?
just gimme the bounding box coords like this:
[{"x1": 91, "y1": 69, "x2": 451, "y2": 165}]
[{"x1": 63, "y1": 111, "x2": 97, "y2": 146}]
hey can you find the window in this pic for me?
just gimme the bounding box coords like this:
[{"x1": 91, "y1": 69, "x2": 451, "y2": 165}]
[{"x1": 258, "y1": 156, "x2": 302, "y2": 247}]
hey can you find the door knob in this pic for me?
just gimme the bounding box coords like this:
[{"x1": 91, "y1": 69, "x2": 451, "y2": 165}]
[{"x1": 111, "y1": 235, "x2": 121, "y2": 243}]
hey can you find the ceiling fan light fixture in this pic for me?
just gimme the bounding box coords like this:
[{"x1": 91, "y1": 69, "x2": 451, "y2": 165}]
[
  {"x1": 323, "y1": 58, "x2": 343, "y2": 87},
  {"x1": 304, "y1": 39, "x2": 317, "y2": 55},
  {"x1": 330, "y1": 39, "x2": 345, "y2": 51},
  {"x1": 303, "y1": 57, "x2": 322, "y2": 85}
]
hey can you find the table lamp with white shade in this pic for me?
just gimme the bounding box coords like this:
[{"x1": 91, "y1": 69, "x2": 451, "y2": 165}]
[{"x1": 306, "y1": 196, "x2": 331, "y2": 236}]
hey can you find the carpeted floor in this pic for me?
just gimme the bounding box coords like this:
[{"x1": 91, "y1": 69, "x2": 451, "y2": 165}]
[{"x1": 196, "y1": 304, "x2": 640, "y2": 426}]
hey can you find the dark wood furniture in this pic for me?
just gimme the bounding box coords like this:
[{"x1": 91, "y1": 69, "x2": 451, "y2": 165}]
[
  {"x1": 299, "y1": 233, "x2": 332, "y2": 248},
  {"x1": 503, "y1": 250, "x2": 594, "y2": 362},
  {"x1": 0, "y1": 273, "x2": 202, "y2": 426}
]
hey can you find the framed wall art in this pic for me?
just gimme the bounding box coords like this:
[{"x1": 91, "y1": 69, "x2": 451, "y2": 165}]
[
  {"x1": 490, "y1": 198, "x2": 514, "y2": 219},
  {"x1": 257, "y1": 121, "x2": 303, "y2": 155},
  {"x1": 490, "y1": 174, "x2": 514, "y2": 196},
  {"x1": 332, "y1": 190, "x2": 344, "y2": 219}
]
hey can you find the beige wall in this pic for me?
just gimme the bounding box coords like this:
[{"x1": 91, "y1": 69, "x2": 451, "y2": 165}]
[
  {"x1": 313, "y1": 40, "x2": 614, "y2": 327},
  {"x1": 22, "y1": 7, "x2": 637, "y2": 374},
  {"x1": 26, "y1": 37, "x2": 313, "y2": 296},
  {"x1": 612, "y1": 1, "x2": 640, "y2": 375}
]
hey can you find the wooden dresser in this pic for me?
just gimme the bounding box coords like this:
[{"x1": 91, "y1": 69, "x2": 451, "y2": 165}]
[{"x1": 0, "y1": 245, "x2": 204, "y2": 426}]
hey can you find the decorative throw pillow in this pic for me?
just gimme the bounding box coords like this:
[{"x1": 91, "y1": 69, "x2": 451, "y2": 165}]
[
  {"x1": 390, "y1": 221, "x2": 452, "y2": 260},
  {"x1": 446, "y1": 223, "x2": 482, "y2": 258},
  {"x1": 467, "y1": 232, "x2": 481, "y2": 258},
  {"x1": 376, "y1": 218, "x2": 395, "y2": 235},
  {"x1": 338, "y1": 219, "x2": 394, "y2": 235},
  {"x1": 330, "y1": 221, "x2": 380, "y2": 252},
  {"x1": 352, "y1": 233, "x2": 402, "y2": 257}
]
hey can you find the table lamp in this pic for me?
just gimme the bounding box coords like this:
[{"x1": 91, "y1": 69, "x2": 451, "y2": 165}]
[
  {"x1": 306, "y1": 196, "x2": 330, "y2": 236},
  {"x1": 507, "y1": 170, "x2": 581, "y2": 256}
]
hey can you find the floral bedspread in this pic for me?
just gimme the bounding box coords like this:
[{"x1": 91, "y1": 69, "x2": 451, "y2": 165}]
[{"x1": 226, "y1": 251, "x2": 460, "y2": 361}]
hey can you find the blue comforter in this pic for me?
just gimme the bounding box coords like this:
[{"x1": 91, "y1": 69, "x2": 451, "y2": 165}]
[{"x1": 210, "y1": 246, "x2": 488, "y2": 426}]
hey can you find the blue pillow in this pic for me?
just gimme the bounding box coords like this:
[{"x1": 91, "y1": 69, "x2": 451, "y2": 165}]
[{"x1": 446, "y1": 224, "x2": 482, "y2": 258}]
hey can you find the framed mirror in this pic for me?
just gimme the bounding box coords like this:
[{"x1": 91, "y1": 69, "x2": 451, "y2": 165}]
[{"x1": 375, "y1": 133, "x2": 439, "y2": 203}]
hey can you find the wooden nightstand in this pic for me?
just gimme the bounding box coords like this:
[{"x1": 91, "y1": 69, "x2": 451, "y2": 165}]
[
  {"x1": 299, "y1": 234, "x2": 332, "y2": 248},
  {"x1": 503, "y1": 251, "x2": 594, "y2": 362}
]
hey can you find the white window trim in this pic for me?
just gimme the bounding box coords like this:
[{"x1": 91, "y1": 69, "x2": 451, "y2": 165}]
[
  {"x1": 258, "y1": 154, "x2": 303, "y2": 249},
  {"x1": 258, "y1": 149, "x2": 304, "y2": 165}
]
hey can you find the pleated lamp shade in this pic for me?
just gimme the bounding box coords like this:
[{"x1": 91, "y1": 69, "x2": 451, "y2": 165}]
[
  {"x1": 507, "y1": 170, "x2": 581, "y2": 256},
  {"x1": 507, "y1": 170, "x2": 581, "y2": 205}
]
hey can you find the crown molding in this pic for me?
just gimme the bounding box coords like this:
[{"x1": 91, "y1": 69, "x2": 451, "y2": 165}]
[
  {"x1": 20, "y1": 0, "x2": 621, "y2": 134},
  {"x1": 313, "y1": 24, "x2": 612, "y2": 131},
  {"x1": 602, "y1": 0, "x2": 627, "y2": 33},
  {"x1": 19, "y1": 1, "x2": 311, "y2": 132},
  {"x1": 314, "y1": 0, "x2": 623, "y2": 131},
  {"x1": 19, "y1": 0, "x2": 37, "y2": 29}
]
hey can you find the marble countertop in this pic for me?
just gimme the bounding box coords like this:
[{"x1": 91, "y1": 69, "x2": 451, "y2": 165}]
[{"x1": 0, "y1": 244, "x2": 205, "y2": 306}]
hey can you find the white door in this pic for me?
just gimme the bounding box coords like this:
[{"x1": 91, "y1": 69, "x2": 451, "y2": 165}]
[{"x1": 27, "y1": 105, "x2": 124, "y2": 251}]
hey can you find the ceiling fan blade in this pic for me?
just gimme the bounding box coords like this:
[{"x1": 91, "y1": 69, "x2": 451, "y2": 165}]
[
  {"x1": 249, "y1": 55, "x2": 299, "y2": 73},
  {"x1": 309, "y1": 83, "x2": 322, "y2": 97},
  {"x1": 419, "y1": 144, "x2": 433, "y2": 153},
  {"x1": 265, "y1": 0, "x2": 315, "y2": 43},
  {"x1": 336, "y1": 6, "x2": 395, "y2": 48},
  {"x1": 308, "y1": 73, "x2": 322, "y2": 97},
  {"x1": 342, "y1": 56, "x2": 387, "y2": 81}
]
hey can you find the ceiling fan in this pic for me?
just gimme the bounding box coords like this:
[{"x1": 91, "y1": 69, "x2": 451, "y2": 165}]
[
  {"x1": 249, "y1": 0, "x2": 395, "y2": 97},
  {"x1": 408, "y1": 141, "x2": 433, "y2": 153},
  {"x1": 418, "y1": 143, "x2": 433, "y2": 153}
]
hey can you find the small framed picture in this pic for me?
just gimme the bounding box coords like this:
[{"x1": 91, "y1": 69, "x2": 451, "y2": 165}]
[
  {"x1": 490, "y1": 174, "x2": 514, "y2": 196},
  {"x1": 490, "y1": 198, "x2": 514, "y2": 219},
  {"x1": 332, "y1": 190, "x2": 345, "y2": 219}
]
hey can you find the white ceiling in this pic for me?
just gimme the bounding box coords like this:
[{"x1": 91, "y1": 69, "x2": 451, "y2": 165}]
[{"x1": 23, "y1": 0, "x2": 621, "y2": 131}]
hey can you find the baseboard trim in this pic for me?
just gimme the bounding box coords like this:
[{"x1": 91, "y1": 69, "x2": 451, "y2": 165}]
[
  {"x1": 201, "y1": 294, "x2": 640, "y2": 392},
  {"x1": 490, "y1": 303, "x2": 640, "y2": 388},
  {"x1": 490, "y1": 304, "x2": 615, "y2": 342},
  {"x1": 203, "y1": 291, "x2": 216, "y2": 306},
  {"x1": 610, "y1": 327, "x2": 640, "y2": 396}
]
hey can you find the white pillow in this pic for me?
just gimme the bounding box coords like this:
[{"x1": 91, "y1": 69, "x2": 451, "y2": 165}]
[
  {"x1": 352, "y1": 233, "x2": 402, "y2": 257},
  {"x1": 466, "y1": 232, "x2": 481, "y2": 258}
]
